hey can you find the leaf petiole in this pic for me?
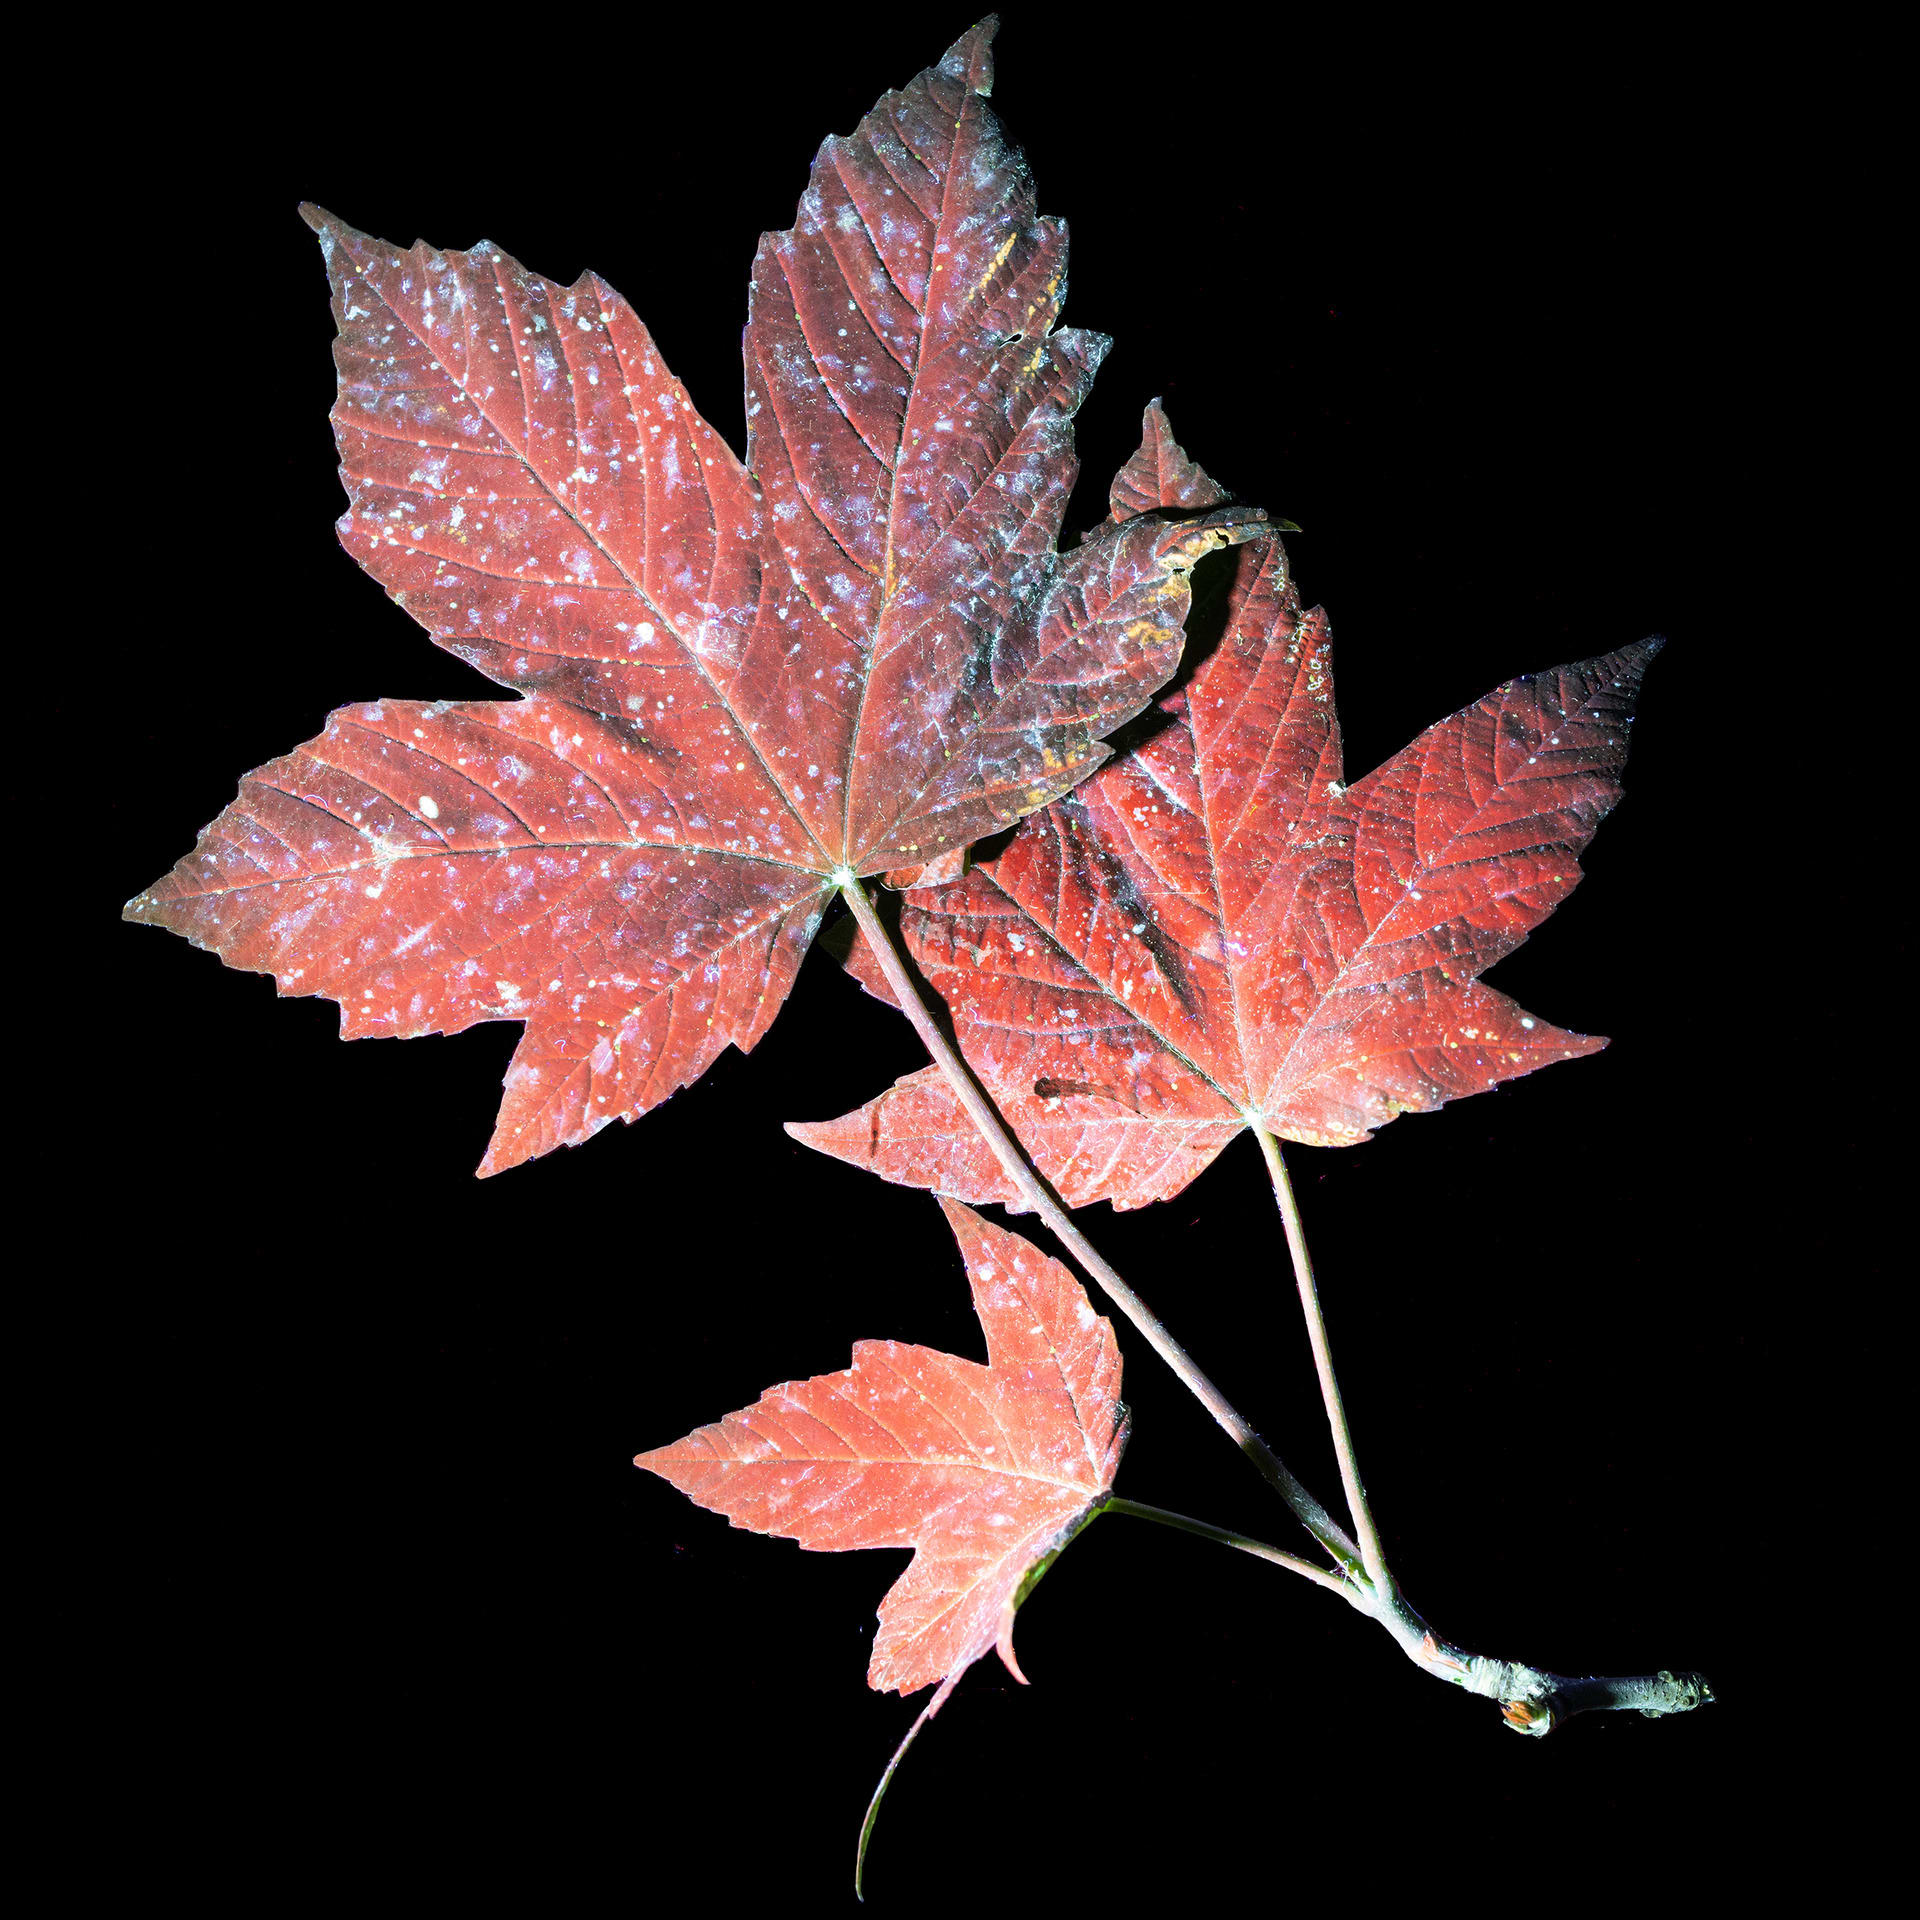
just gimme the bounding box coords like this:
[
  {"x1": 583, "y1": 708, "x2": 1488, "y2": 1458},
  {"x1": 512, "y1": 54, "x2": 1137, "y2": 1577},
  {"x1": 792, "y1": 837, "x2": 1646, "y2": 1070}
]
[
  {"x1": 1103, "y1": 1497, "x2": 1368, "y2": 1607},
  {"x1": 1250, "y1": 1120, "x2": 1416, "y2": 1633}
]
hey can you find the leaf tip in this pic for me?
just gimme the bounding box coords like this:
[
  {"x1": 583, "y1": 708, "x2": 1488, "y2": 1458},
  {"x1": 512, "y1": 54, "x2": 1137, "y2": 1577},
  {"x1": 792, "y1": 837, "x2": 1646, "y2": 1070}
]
[
  {"x1": 938, "y1": 16, "x2": 999, "y2": 99},
  {"x1": 994, "y1": 1614, "x2": 1031, "y2": 1686},
  {"x1": 1624, "y1": 635, "x2": 1667, "y2": 684},
  {"x1": 934, "y1": 1194, "x2": 983, "y2": 1242},
  {"x1": 298, "y1": 203, "x2": 347, "y2": 248},
  {"x1": 783, "y1": 1115, "x2": 847, "y2": 1161},
  {"x1": 1589, "y1": 633, "x2": 1666, "y2": 693}
]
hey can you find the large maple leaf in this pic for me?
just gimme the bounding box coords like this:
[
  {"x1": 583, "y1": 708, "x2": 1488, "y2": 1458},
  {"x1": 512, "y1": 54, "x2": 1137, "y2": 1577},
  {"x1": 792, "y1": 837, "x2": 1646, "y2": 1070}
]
[
  {"x1": 635, "y1": 1198, "x2": 1124, "y2": 1696},
  {"x1": 793, "y1": 406, "x2": 1660, "y2": 1209},
  {"x1": 122, "y1": 22, "x2": 1260, "y2": 1174}
]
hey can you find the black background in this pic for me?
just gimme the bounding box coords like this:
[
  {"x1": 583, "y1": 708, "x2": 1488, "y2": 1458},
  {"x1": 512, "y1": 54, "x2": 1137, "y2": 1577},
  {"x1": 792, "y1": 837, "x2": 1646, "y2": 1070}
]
[{"x1": 78, "y1": 7, "x2": 1839, "y2": 1907}]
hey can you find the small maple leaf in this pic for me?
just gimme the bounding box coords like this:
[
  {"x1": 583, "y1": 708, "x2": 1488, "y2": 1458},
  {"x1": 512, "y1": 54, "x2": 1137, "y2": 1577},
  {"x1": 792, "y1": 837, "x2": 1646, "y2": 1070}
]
[
  {"x1": 122, "y1": 22, "x2": 1263, "y2": 1174},
  {"x1": 635, "y1": 1197, "x2": 1125, "y2": 1891},
  {"x1": 792, "y1": 406, "x2": 1661, "y2": 1209}
]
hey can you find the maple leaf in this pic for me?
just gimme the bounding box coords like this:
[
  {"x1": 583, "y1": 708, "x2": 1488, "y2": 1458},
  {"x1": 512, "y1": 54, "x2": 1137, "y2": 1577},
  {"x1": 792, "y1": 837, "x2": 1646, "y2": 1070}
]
[
  {"x1": 635, "y1": 1196, "x2": 1125, "y2": 1887},
  {"x1": 636, "y1": 1197, "x2": 1123, "y2": 1690},
  {"x1": 121, "y1": 22, "x2": 1262, "y2": 1175},
  {"x1": 792, "y1": 406, "x2": 1661, "y2": 1209}
]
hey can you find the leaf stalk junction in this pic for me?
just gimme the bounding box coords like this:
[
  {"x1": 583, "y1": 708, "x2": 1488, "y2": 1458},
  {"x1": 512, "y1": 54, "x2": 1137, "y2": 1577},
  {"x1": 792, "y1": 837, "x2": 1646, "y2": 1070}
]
[{"x1": 836, "y1": 875, "x2": 1711, "y2": 1743}]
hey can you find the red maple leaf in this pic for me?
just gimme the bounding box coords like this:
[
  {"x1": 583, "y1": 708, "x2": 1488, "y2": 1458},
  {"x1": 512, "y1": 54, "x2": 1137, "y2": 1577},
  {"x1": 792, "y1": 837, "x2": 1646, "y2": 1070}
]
[
  {"x1": 793, "y1": 404, "x2": 1660, "y2": 1209},
  {"x1": 636, "y1": 1198, "x2": 1123, "y2": 1693},
  {"x1": 635, "y1": 1196, "x2": 1125, "y2": 1885},
  {"x1": 121, "y1": 23, "x2": 1260, "y2": 1174}
]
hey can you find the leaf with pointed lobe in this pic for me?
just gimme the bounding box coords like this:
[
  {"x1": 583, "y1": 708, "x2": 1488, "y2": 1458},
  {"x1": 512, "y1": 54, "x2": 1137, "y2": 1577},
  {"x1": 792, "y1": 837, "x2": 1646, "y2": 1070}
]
[
  {"x1": 635, "y1": 1198, "x2": 1125, "y2": 1697},
  {"x1": 123, "y1": 21, "x2": 1263, "y2": 1174},
  {"x1": 794, "y1": 411, "x2": 1660, "y2": 1210}
]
